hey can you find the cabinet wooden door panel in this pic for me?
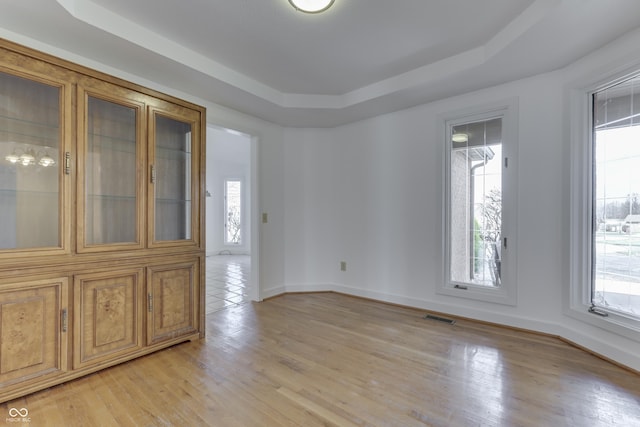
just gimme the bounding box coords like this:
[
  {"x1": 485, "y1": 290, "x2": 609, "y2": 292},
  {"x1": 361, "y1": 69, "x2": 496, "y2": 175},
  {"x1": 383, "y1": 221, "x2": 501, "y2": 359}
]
[
  {"x1": 74, "y1": 269, "x2": 143, "y2": 369},
  {"x1": 0, "y1": 278, "x2": 68, "y2": 388},
  {"x1": 76, "y1": 80, "x2": 147, "y2": 253},
  {"x1": 147, "y1": 261, "x2": 198, "y2": 345},
  {"x1": 0, "y1": 63, "x2": 72, "y2": 258},
  {"x1": 147, "y1": 104, "x2": 202, "y2": 249}
]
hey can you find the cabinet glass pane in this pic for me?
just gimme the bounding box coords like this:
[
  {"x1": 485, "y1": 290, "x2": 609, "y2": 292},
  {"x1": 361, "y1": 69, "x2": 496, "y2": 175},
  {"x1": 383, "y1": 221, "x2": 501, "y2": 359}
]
[
  {"x1": 0, "y1": 72, "x2": 60, "y2": 250},
  {"x1": 85, "y1": 96, "x2": 137, "y2": 245},
  {"x1": 155, "y1": 115, "x2": 192, "y2": 241}
]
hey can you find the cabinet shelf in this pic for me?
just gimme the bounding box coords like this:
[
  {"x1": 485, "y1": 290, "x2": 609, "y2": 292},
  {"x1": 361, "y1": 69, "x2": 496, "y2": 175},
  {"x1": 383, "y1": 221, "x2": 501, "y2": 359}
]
[
  {"x1": 0, "y1": 188, "x2": 59, "y2": 197},
  {"x1": 156, "y1": 145, "x2": 191, "y2": 159},
  {"x1": 86, "y1": 194, "x2": 136, "y2": 201},
  {"x1": 0, "y1": 114, "x2": 59, "y2": 146},
  {"x1": 156, "y1": 198, "x2": 191, "y2": 204},
  {"x1": 87, "y1": 133, "x2": 136, "y2": 156}
]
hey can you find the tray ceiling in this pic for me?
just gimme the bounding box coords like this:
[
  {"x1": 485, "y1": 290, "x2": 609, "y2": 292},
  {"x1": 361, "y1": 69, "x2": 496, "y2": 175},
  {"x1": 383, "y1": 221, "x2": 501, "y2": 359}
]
[{"x1": 1, "y1": 0, "x2": 640, "y2": 127}]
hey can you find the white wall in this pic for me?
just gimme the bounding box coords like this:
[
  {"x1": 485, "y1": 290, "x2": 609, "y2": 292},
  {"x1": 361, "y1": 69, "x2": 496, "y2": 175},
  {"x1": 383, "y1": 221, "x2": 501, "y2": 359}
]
[
  {"x1": 206, "y1": 126, "x2": 251, "y2": 256},
  {"x1": 276, "y1": 28, "x2": 640, "y2": 371}
]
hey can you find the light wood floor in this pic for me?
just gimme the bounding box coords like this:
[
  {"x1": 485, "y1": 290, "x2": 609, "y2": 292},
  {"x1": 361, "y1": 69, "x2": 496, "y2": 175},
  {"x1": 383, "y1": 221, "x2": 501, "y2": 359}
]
[{"x1": 4, "y1": 293, "x2": 640, "y2": 426}]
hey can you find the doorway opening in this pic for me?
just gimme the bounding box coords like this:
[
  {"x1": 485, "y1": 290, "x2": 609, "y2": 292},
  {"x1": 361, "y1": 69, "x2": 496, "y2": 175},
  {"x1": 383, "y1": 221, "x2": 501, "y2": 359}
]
[{"x1": 205, "y1": 125, "x2": 258, "y2": 314}]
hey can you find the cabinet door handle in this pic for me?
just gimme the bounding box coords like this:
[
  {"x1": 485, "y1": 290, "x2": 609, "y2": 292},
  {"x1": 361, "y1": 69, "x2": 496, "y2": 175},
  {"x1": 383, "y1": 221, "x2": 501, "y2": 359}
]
[
  {"x1": 150, "y1": 165, "x2": 156, "y2": 183},
  {"x1": 64, "y1": 152, "x2": 71, "y2": 175},
  {"x1": 148, "y1": 293, "x2": 153, "y2": 312},
  {"x1": 61, "y1": 309, "x2": 68, "y2": 332}
]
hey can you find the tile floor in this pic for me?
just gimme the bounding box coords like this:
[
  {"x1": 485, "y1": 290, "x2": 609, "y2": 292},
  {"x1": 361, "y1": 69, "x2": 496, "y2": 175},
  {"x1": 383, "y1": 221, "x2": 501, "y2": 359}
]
[{"x1": 205, "y1": 255, "x2": 252, "y2": 314}]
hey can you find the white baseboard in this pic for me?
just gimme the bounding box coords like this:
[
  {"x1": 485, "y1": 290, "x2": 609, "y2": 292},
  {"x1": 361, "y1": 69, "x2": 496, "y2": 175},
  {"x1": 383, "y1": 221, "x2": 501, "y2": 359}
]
[{"x1": 206, "y1": 251, "x2": 251, "y2": 257}]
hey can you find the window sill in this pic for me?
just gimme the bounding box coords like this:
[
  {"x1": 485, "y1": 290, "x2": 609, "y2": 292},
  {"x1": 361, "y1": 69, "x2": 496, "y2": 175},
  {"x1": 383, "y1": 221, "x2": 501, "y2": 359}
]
[
  {"x1": 438, "y1": 283, "x2": 517, "y2": 306},
  {"x1": 566, "y1": 303, "x2": 640, "y2": 343}
]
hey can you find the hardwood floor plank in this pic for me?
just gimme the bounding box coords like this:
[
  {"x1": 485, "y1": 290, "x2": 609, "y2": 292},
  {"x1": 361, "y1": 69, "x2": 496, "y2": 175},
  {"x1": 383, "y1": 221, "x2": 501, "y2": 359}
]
[
  {"x1": 2, "y1": 293, "x2": 640, "y2": 426},
  {"x1": 276, "y1": 386, "x2": 361, "y2": 427}
]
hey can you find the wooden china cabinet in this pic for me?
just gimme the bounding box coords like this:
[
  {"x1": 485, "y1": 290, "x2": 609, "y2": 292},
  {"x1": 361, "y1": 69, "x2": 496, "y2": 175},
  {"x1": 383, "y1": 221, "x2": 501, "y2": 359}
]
[{"x1": 0, "y1": 39, "x2": 205, "y2": 402}]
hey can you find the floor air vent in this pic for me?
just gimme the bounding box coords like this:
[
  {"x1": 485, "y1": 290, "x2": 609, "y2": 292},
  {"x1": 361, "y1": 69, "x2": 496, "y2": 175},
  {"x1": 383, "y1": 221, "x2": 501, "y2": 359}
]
[{"x1": 424, "y1": 314, "x2": 456, "y2": 325}]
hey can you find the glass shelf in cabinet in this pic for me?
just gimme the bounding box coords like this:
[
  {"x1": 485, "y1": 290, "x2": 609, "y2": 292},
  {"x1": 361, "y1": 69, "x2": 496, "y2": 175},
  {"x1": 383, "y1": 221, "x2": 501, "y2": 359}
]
[
  {"x1": 86, "y1": 139, "x2": 137, "y2": 156},
  {"x1": 0, "y1": 114, "x2": 59, "y2": 145},
  {"x1": 0, "y1": 188, "x2": 59, "y2": 196},
  {"x1": 155, "y1": 198, "x2": 191, "y2": 204},
  {"x1": 154, "y1": 145, "x2": 192, "y2": 158},
  {"x1": 86, "y1": 194, "x2": 137, "y2": 201}
]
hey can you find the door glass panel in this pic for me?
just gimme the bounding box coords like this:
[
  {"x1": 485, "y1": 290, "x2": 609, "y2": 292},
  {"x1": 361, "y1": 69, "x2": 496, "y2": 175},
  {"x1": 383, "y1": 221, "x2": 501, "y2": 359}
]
[
  {"x1": 0, "y1": 71, "x2": 60, "y2": 250},
  {"x1": 85, "y1": 96, "x2": 137, "y2": 245},
  {"x1": 155, "y1": 115, "x2": 192, "y2": 241}
]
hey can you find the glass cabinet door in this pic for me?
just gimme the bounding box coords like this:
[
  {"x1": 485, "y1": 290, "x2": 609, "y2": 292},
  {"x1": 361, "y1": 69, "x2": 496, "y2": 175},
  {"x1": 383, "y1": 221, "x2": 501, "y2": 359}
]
[
  {"x1": 77, "y1": 85, "x2": 145, "y2": 252},
  {"x1": 0, "y1": 70, "x2": 68, "y2": 253},
  {"x1": 149, "y1": 106, "x2": 201, "y2": 246}
]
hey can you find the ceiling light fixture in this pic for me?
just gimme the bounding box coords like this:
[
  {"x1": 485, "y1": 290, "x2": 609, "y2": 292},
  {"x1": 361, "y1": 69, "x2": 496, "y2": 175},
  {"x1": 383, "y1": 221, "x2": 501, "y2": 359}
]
[
  {"x1": 5, "y1": 150, "x2": 20, "y2": 164},
  {"x1": 4, "y1": 146, "x2": 58, "y2": 167},
  {"x1": 38, "y1": 152, "x2": 56, "y2": 167},
  {"x1": 452, "y1": 133, "x2": 469, "y2": 143},
  {"x1": 288, "y1": 0, "x2": 335, "y2": 14},
  {"x1": 19, "y1": 150, "x2": 36, "y2": 166}
]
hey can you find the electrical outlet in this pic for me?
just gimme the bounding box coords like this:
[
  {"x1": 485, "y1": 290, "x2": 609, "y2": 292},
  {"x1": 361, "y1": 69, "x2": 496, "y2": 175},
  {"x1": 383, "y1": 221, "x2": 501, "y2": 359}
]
[
  {"x1": 262, "y1": 213, "x2": 268, "y2": 223},
  {"x1": 340, "y1": 261, "x2": 347, "y2": 272}
]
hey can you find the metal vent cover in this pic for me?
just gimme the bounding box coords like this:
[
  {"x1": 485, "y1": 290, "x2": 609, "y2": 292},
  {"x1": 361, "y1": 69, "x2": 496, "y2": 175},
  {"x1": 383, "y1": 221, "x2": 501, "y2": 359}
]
[{"x1": 424, "y1": 313, "x2": 456, "y2": 325}]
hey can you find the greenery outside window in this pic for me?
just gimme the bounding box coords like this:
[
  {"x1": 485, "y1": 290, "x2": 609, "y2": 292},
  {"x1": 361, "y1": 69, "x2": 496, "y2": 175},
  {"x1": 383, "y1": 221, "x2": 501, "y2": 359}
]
[{"x1": 224, "y1": 179, "x2": 242, "y2": 245}]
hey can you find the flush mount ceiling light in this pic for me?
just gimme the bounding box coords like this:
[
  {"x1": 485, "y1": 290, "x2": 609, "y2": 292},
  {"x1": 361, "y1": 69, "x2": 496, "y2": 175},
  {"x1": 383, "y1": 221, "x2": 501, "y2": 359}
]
[
  {"x1": 288, "y1": 0, "x2": 335, "y2": 13},
  {"x1": 452, "y1": 133, "x2": 469, "y2": 143}
]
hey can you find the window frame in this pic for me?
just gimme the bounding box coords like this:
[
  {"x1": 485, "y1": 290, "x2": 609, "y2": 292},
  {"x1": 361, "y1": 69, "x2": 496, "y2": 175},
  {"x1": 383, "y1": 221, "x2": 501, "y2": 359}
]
[
  {"x1": 223, "y1": 177, "x2": 243, "y2": 246},
  {"x1": 439, "y1": 99, "x2": 519, "y2": 305},
  {"x1": 568, "y1": 69, "x2": 640, "y2": 338}
]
